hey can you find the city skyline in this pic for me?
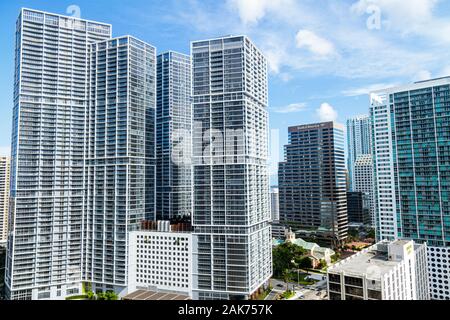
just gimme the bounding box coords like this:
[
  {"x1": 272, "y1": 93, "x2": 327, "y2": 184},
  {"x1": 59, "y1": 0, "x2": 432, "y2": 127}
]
[
  {"x1": 1, "y1": 1, "x2": 450, "y2": 303},
  {"x1": 2, "y1": 0, "x2": 450, "y2": 168}
]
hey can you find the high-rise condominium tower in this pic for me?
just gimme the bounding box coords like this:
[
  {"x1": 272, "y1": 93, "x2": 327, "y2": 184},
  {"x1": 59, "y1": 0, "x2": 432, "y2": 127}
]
[
  {"x1": 347, "y1": 115, "x2": 372, "y2": 190},
  {"x1": 278, "y1": 122, "x2": 348, "y2": 247},
  {"x1": 6, "y1": 9, "x2": 112, "y2": 300},
  {"x1": 0, "y1": 156, "x2": 10, "y2": 244},
  {"x1": 370, "y1": 77, "x2": 450, "y2": 300},
  {"x1": 6, "y1": 9, "x2": 156, "y2": 300},
  {"x1": 354, "y1": 154, "x2": 374, "y2": 226},
  {"x1": 270, "y1": 186, "x2": 279, "y2": 222},
  {"x1": 156, "y1": 51, "x2": 192, "y2": 220},
  {"x1": 84, "y1": 36, "x2": 156, "y2": 294},
  {"x1": 191, "y1": 36, "x2": 272, "y2": 300}
]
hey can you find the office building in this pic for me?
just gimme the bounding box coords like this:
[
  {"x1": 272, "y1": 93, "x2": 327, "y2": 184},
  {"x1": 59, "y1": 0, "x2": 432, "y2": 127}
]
[
  {"x1": 156, "y1": 51, "x2": 192, "y2": 221},
  {"x1": 353, "y1": 154, "x2": 374, "y2": 226},
  {"x1": 347, "y1": 192, "x2": 370, "y2": 225},
  {"x1": 278, "y1": 122, "x2": 348, "y2": 247},
  {"x1": 128, "y1": 221, "x2": 194, "y2": 297},
  {"x1": 270, "y1": 186, "x2": 279, "y2": 222},
  {"x1": 84, "y1": 36, "x2": 156, "y2": 295},
  {"x1": 327, "y1": 240, "x2": 429, "y2": 300},
  {"x1": 6, "y1": 9, "x2": 112, "y2": 300},
  {"x1": 0, "y1": 156, "x2": 10, "y2": 245},
  {"x1": 191, "y1": 35, "x2": 272, "y2": 300},
  {"x1": 347, "y1": 115, "x2": 372, "y2": 191},
  {"x1": 371, "y1": 77, "x2": 450, "y2": 299}
]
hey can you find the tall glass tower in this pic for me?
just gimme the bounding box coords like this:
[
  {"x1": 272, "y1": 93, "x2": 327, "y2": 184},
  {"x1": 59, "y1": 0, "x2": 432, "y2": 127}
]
[
  {"x1": 0, "y1": 156, "x2": 10, "y2": 245},
  {"x1": 6, "y1": 9, "x2": 156, "y2": 300},
  {"x1": 156, "y1": 51, "x2": 192, "y2": 221},
  {"x1": 6, "y1": 9, "x2": 112, "y2": 300},
  {"x1": 191, "y1": 36, "x2": 272, "y2": 300},
  {"x1": 347, "y1": 115, "x2": 372, "y2": 190},
  {"x1": 371, "y1": 77, "x2": 450, "y2": 300},
  {"x1": 278, "y1": 122, "x2": 348, "y2": 247},
  {"x1": 84, "y1": 36, "x2": 156, "y2": 295}
]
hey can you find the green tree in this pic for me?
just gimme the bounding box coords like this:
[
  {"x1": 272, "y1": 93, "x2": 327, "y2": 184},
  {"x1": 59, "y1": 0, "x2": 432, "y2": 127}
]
[
  {"x1": 272, "y1": 242, "x2": 307, "y2": 277},
  {"x1": 298, "y1": 256, "x2": 312, "y2": 269},
  {"x1": 87, "y1": 291, "x2": 95, "y2": 300},
  {"x1": 97, "y1": 292, "x2": 106, "y2": 300},
  {"x1": 282, "y1": 269, "x2": 290, "y2": 291},
  {"x1": 105, "y1": 291, "x2": 118, "y2": 300}
]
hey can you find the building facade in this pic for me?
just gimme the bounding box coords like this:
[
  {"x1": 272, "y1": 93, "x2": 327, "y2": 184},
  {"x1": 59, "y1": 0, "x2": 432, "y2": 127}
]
[
  {"x1": 353, "y1": 154, "x2": 374, "y2": 226},
  {"x1": 156, "y1": 51, "x2": 192, "y2": 221},
  {"x1": 6, "y1": 9, "x2": 157, "y2": 300},
  {"x1": 0, "y1": 156, "x2": 10, "y2": 245},
  {"x1": 327, "y1": 240, "x2": 429, "y2": 300},
  {"x1": 370, "y1": 77, "x2": 450, "y2": 300},
  {"x1": 191, "y1": 36, "x2": 272, "y2": 300},
  {"x1": 6, "y1": 9, "x2": 112, "y2": 300},
  {"x1": 270, "y1": 186, "x2": 279, "y2": 222},
  {"x1": 278, "y1": 122, "x2": 348, "y2": 247},
  {"x1": 128, "y1": 221, "x2": 194, "y2": 297},
  {"x1": 347, "y1": 192, "x2": 370, "y2": 225},
  {"x1": 347, "y1": 115, "x2": 372, "y2": 191},
  {"x1": 83, "y1": 36, "x2": 156, "y2": 295}
]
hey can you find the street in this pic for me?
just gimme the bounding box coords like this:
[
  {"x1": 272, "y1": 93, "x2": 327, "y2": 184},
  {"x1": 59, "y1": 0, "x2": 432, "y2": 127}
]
[{"x1": 266, "y1": 274, "x2": 328, "y2": 300}]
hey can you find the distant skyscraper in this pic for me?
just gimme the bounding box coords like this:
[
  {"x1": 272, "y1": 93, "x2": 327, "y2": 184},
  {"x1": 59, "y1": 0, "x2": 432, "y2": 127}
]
[
  {"x1": 278, "y1": 122, "x2": 348, "y2": 247},
  {"x1": 270, "y1": 186, "x2": 279, "y2": 222},
  {"x1": 6, "y1": 9, "x2": 112, "y2": 300},
  {"x1": 371, "y1": 77, "x2": 450, "y2": 300},
  {"x1": 346, "y1": 191, "x2": 370, "y2": 225},
  {"x1": 0, "y1": 156, "x2": 10, "y2": 245},
  {"x1": 347, "y1": 115, "x2": 372, "y2": 190},
  {"x1": 191, "y1": 35, "x2": 272, "y2": 300},
  {"x1": 353, "y1": 154, "x2": 375, "y2": 226},
  {"x1": 156, "y1": 51, "x2": 192, "y2": 221},
  {"x1": 84, "y1": 36, "x2": 156, "y2": 295}
]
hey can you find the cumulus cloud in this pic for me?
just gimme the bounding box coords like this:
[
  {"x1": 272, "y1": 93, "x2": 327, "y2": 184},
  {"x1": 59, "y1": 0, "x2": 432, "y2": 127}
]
[
  {"x1": 413, "y1": 70, "x2": 432, "y2": 82},
  {"x1": 342, "y1": 82, "x2": 400, "y2": 96},
  {"x1": 273, "y1": 103, "x2": 307, "y2": 114},
  {"x1": 227, "y1": 0, "x2": 295, "y2": 25},
  {"x1": 316, "y1": 103, "x2": 338, "y2": 122},
  {"x1": 295, "y1": 30, "x2": 336, "y2": 57}
]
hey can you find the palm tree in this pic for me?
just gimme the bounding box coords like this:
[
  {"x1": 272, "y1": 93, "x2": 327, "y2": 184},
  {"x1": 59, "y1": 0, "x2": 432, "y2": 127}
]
[{"x1": 282, "y1": 269, "x2": 290, "y2": 292}]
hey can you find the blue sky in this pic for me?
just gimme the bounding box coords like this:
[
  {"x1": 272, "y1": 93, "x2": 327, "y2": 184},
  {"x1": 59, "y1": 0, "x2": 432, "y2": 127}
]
[{"x1": 1, "y1": 0, "x2": 450, "y2": 183}]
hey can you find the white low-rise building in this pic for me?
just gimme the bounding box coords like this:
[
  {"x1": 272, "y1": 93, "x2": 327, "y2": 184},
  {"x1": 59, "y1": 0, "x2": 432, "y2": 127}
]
[
  {"x1": 128, "y1": 221, "x2": 195, "y2": 298},
  {"x1": 327, "y1": 240, "x2": 429, "y2": 300}
]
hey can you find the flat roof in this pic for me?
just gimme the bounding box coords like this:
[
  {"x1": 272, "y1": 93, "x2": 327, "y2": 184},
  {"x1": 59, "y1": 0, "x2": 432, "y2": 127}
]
[
  {"x1": 122, "y1": 289, "x2": 190, "y2": 301},
  {"x1": 328, "y1": 247, "x2": 400, "y2": 279}
]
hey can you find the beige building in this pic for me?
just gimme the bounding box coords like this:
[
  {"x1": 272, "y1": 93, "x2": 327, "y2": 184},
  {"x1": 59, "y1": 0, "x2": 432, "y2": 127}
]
[{"x1": 0, "y1": 156, "x2": 10, "y2": 245}]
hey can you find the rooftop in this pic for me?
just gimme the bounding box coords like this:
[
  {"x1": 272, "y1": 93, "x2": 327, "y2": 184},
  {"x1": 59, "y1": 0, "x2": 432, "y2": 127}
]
[
  {"x1": 328, "y1": 247, "x2": 399, "y2": 279},
  {"x1": 122, "y1": 289, "x2": 190, "y2": 301}
]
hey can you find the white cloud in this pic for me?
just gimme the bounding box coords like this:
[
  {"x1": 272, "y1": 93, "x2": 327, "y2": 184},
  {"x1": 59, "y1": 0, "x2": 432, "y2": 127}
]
[
  {"x1": 413, "y1": 70, "x2": 432, "y2": 82},
  {"x1": 316, "y1": 103, "x2": 338, "y2": 122},
  {"x1": 273, "y1": 103, "x2": 307, "y2": 114},
  {"x1": 295, "y1": 30, "x2": 336, "y2": 57},
  {"x1": 0, "y1": 146, "x2": 11, "y2": 156},
  {"x1": 342, "y1": 82, "x2": 400, "y2": 96},
  {"x1": 227, "y1": 0, "x2": 297, "y2": 25},
  {"x1": 350, "y1": 0, "x2": 450, "y2": 43}
]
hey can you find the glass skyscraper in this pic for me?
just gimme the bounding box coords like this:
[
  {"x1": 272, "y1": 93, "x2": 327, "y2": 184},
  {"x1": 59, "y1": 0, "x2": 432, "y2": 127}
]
[
  {"x1": 6, "y1": 9, "x2": 156, "y2": 300},
  {"x1": 278, "y1": 122, "x2": 348, "y2": 247},
  {"x1": 347, "y1": 115, "x2": 372, "y2": 191},
  {"x1": 0, "y1": 156, "x2": 10, "y2": 245},
  {"x1": 191, "y1": 36, "x2": 272, "y2": 300},
  {"x1": 156, "y1": 51, "x2": 192, "y2": 221},
  {"x1": 371, "y1": 77, "x2": 450, "y2": 300},
  {"x1": 84, "y1": 36, "x2": 156, "y2": 294}
]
